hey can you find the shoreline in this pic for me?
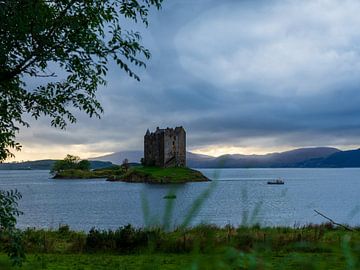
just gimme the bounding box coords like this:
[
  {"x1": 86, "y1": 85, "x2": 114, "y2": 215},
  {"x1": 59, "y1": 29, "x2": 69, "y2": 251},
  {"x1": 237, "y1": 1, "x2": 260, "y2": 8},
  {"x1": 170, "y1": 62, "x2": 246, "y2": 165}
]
[{"x1": 53, "y1": 166, "x2": 210, "y2": 183}]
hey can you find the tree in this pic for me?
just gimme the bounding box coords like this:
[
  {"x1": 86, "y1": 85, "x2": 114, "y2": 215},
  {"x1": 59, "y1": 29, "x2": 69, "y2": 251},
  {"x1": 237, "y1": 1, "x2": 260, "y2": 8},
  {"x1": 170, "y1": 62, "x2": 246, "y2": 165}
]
[
  {"x1": 51, "y1": 154, "x2": 79, "y2": 173},
  {"x1": 122, "y1": 158, "x2": 130, "y2": 172},
  {"x1": 0, "y1": 0, "x2": 163, "y2": 160},
  {"x1": 77, "y1": 160, "x2": 91, "y2": 171},
  {"x1": 0, "y1": 1, "x2": 163, "y2": 264},
  {"x1": 51, "y1": 154, "x2": 92, "y2": 173}
]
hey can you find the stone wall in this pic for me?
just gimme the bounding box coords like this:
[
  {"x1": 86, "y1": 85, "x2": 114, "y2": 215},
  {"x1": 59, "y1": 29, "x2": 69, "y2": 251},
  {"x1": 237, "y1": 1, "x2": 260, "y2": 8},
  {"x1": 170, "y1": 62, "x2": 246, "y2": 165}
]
[{"x1": 144, "y1": 126, "x2": 186, "y2": 167}]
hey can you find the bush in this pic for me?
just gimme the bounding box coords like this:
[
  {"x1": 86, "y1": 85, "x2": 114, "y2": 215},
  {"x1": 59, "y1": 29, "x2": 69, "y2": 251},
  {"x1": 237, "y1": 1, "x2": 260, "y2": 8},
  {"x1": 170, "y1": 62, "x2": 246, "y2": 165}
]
[{"x1": 85, "y1": 224, "x2": 161, "y2": 253}]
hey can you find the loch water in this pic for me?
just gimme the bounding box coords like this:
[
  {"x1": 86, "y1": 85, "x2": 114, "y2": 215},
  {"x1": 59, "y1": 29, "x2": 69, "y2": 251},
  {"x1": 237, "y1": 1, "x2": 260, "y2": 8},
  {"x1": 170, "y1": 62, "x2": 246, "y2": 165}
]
[{"x1": 0, "y1": 168, "x2": 360, "y2": 231}]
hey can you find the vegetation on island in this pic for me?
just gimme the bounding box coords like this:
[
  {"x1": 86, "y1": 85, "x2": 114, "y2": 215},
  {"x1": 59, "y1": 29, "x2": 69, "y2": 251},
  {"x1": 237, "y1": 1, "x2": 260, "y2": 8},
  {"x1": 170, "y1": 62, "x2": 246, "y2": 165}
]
[
  {"x1": 55, "y1": 166, "x2": 209, "y2": 183},
  {"x1": 52, "y1": 169, "x2": 114, "y2": 179},
  {"x1": 51, "y1": 155, "x2": 91, "y2": 173},
  {"x1": 52, "y1": 155, "x2": 125, "y2": 179},
  {"x1": 108, "y1": 166, "x2": 209, "y2": 183},
  {"x1": 52, "y1": 155, "x2": 209, "y2": 182},
  {"x1": 51, "y1": 155, "x2": 113, "y2": 179}
]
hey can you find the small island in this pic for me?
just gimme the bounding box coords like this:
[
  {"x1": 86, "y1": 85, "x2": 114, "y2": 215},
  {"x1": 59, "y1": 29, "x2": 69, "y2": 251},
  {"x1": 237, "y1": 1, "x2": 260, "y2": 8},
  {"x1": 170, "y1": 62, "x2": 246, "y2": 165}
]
[
  {"x1": 53, "y1": 127, "x2": 210, "y2": 183},
  {"x1": 107, "y1": 166, "x2": 209, "y2": 183},
  {"x1": 54, "y1": 165, "x2": 209, "y2": 183}
]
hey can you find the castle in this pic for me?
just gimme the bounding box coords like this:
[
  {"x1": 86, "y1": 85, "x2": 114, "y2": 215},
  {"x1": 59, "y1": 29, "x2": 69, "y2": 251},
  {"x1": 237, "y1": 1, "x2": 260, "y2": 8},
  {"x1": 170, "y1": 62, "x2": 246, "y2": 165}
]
[{"x1": 144, "y1": 126, "x2": 186, "y2": 168}]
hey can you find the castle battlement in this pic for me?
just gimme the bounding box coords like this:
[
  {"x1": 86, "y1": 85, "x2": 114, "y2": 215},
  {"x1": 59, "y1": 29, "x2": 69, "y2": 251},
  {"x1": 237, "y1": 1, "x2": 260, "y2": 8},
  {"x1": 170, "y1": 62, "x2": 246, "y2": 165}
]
[{"x1": 144, "y1": 126, "x2": 186, "y2": 167}]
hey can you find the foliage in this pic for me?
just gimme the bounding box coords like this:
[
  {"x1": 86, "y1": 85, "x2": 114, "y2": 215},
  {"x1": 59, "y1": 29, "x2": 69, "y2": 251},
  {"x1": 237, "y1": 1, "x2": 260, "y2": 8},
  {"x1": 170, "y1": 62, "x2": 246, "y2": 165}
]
[
  {"x1": 0, "y1": 253, "x2": 194, "y2": 270},
  {"x1": 51, "y1": 155, "x2": 91, "y2": 173},
  {"x1": 86, "y1": 225, "x2": 150, "y2": 253},
  {"x1": 0, "y1": 190, "x2": 22, "y2": 230},
  {"x1": 93, "y1": 165, "x2": 122, "y2": 171},
  {"x1": 2, "y1": 224, "x2": 360, "y2": 269},
  {"x1": 77, "y1": 160, "x2": 91, "y2": 171},
  {"x1": 0, "y1": 190, "x2": 25, "y2": 266},
  {"x1": 0, "y1": 0, "x2": 163, "y2": 161},
  {"x1": 53, "y1": 159, "x2": 119, "y2": 177},
  {"x1": 52, "y1": 165, "x2": 209, "y2": 182},
  {"x1": 53, "y1": 169, "x2": 110, "y2": 179},
  {"x1": 121, "y1": 158, "x2": 130, "y2": 172},
  {"x1": 115, "y1": 166, "x2": 209, "y2": 183}
]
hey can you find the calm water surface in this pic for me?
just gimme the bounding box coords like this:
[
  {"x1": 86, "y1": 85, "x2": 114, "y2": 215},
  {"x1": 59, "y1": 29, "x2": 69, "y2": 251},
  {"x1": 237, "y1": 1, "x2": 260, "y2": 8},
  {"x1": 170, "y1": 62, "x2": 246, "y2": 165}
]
[{"x1": 0, "y1": 168, "x2": 359, "y2": 230}]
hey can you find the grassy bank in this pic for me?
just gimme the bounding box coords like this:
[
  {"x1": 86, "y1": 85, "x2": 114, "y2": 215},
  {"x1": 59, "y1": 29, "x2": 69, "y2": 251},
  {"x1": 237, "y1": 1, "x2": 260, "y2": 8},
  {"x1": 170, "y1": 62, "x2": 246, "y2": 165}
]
[
  {"x1": 0, "y1": 252, "x2": 348, "y2": 270},
  {"x1": 109, "y1": 166, "x2": 209, "y2": 183},
  {"x1": 0, "y1": 254, "x2": 196, "y2": 270},
  {"x1": 53, "y1": 169, "x2": 113, "y2": 179},
  {"x1": 1, "y1": 224, "x2": 360, "y2": 269},
  {"x1": 55, "y1": 166, "x2": 209, "y2": 183}
]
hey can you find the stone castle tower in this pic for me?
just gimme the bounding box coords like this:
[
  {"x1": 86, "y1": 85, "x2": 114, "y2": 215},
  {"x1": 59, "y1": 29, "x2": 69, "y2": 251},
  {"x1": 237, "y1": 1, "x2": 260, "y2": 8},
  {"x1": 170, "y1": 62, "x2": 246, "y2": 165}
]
[{"x1": 144, "y1": 126, "x2": 186, "y2": 168}]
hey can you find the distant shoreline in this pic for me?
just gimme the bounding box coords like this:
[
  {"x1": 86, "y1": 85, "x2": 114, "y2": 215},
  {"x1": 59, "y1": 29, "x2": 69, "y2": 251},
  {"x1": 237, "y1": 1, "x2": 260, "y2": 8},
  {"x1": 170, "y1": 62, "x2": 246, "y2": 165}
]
[{"x1": 3, "y1": 147, "x2": 360, "y2": 169}]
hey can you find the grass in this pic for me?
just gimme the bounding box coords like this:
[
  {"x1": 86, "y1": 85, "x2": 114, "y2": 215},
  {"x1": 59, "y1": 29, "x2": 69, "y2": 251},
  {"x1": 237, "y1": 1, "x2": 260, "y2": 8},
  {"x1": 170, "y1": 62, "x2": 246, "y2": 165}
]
[
  {"x1": 54, "y1": 166, "x2": 209, "y2": 183},
  {"x1": 53, "y1": 167, "x2": 124, "y2": 179},
  {"x1": 53, "y1": 169, "x2": 107, "y2": 179},
  {"x1": 0, "y1": 254, "x2": 193, "y2": 270},
  {"x1": 2, "y1": 224, "x2": 360, "y2": 269},
  {"x1": 118, "y1": 166, "x2": 209, "y2": 183},
  {"x1": 0, "y1": 244, "x2": 356, "y2": 270},
  {"x1": 0, "y1": 252, "x2": 348, "y2": 270}
]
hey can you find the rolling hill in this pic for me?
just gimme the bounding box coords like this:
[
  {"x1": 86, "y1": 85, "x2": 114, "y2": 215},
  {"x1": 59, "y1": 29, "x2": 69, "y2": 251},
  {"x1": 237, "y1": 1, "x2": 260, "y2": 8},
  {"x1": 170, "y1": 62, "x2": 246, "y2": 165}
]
[
  {"x1": 90, "y1": 147, "x2": 340, "y2": 168},
  {"x1": 298, "y1": 149, "x2": 360, "y2": 168}
]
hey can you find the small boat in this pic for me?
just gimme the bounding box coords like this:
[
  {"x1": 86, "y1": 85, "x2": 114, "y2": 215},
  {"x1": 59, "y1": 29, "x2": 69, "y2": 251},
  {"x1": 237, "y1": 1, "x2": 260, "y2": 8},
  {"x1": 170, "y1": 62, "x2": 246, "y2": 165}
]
[
  {"x1": 163, "y1": 195, "x2": 176, "y2": 199},
  {"x1": 267, "y1": 178, "x2": 284, "y2": 185}
]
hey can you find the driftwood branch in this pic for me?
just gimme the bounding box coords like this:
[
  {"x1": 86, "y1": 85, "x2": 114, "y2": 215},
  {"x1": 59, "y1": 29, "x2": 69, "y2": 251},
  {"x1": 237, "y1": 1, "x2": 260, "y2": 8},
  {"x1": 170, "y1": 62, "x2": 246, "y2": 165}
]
[
  {"x1": 25, "y1": 70, "x2": 57, "y2": 78},
  {"x1": 314, "y1": 209, "x2": 353, "y2": 231}
]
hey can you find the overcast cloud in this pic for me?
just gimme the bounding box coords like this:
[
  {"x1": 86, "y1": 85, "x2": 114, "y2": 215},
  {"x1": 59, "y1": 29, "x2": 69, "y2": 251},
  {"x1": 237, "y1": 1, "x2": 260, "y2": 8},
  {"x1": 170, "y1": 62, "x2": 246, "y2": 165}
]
[{"x1": 14, "y1": 0, "x2": 360, "y2": 160}]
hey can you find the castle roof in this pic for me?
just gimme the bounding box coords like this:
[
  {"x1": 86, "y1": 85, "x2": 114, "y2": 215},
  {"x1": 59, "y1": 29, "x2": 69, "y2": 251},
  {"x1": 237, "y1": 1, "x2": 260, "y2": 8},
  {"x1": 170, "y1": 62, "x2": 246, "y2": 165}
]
[{"x1": 146, "y1": 126, "x2": 185, "y2": 136}]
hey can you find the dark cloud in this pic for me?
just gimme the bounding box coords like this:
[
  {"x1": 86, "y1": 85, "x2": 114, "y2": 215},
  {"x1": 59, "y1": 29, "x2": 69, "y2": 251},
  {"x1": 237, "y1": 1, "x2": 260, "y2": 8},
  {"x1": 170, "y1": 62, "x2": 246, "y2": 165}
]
[{"x1": 17, "y1": 0, "x2": 360, "y2": 159}]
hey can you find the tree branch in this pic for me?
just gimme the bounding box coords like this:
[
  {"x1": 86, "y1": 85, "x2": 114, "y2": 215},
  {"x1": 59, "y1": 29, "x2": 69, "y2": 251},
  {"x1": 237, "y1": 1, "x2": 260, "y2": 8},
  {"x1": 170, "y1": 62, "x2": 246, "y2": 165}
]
[
  {"x1": 0, "y1": 0, "x2": 77, "y2": 82},
  {"x1": 27, "y1": 72, "x2": 57, "y2": 78},
  {"x1": 314, "y1": 209, "x2": 353, "y2": 231}
]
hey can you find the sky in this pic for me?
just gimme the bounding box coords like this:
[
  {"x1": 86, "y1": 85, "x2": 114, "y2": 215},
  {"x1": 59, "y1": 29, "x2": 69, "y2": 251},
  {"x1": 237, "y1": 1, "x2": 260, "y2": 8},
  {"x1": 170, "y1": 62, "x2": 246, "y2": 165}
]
[{"x1": 12, "y1": 0, "x2": 360, "y2": 161}]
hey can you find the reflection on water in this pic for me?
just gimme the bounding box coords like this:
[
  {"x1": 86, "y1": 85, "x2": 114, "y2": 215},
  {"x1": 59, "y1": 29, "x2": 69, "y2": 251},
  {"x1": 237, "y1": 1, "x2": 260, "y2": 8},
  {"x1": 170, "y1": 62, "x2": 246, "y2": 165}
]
[{"x1": 0, "y1": 168, "x2": 359, "y2": 230}]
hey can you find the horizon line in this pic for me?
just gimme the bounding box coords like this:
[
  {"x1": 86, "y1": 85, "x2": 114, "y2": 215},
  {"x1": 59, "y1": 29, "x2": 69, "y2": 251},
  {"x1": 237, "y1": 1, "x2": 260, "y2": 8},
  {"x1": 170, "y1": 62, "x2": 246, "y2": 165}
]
[{"x1": 5, "y1": 145, "x2": 360, "y2": 163}]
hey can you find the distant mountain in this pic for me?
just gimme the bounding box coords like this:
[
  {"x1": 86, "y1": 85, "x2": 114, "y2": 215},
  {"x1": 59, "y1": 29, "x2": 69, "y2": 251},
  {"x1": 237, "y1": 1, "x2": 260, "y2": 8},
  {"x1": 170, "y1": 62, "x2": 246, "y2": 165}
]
[
  {"x1": 89, "y1": 161, "x2": 114, "y2": 170},
  {"x1": 0, "y1": 160, "x2": 113, "y2": 170},
  {"x1": 186, "y1": 152, "x2": 216, "y2": 167},
  {"x1": 90, "y1": 151, "x2": 143, "y2": 164},
  {"x1": 90, "y1": 147, "x2": 340, "y2": 168},
  {"x1": 299, "y1": 149, "x2": 360, "y2": 168},
  {"x1": 90, "y1": 150, "x2": 215, "y2": 166},
  {"x1": 194, "y1": 147, "x2": 340, "y2": 168}
]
